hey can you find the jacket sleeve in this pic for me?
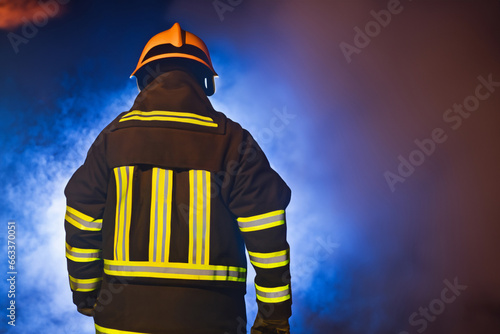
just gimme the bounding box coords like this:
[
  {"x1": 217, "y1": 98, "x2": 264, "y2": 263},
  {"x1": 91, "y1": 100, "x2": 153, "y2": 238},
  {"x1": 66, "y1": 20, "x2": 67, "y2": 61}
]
[
  {"x1": 229, "y1": 131, "x2": 292, "y2": 321},
  {"x1": 64, "y1": 132, "x2": 109, "y2": 310}
]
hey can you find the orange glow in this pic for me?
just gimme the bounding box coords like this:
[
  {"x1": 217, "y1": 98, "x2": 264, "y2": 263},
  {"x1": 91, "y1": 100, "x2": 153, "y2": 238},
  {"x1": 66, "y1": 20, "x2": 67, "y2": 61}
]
[{"x1": 0, "y1": 0, "x2": 64, "y2": 30}]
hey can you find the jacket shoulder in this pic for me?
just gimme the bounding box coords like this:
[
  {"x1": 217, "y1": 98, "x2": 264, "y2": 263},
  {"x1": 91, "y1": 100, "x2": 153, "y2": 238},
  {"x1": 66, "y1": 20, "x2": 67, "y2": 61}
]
[{"x1": 221, "y1": 113, "x2": 252, "y2": 140}]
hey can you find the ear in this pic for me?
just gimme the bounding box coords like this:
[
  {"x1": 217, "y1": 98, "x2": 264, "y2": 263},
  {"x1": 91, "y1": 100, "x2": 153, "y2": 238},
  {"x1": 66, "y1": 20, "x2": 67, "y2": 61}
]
[{"x1": 204, "y1": 76, "x2": 216, "y2": 96}]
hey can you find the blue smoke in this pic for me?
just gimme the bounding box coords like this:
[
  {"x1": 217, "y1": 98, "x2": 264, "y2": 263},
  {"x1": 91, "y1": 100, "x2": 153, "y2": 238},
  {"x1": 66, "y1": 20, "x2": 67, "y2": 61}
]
[{"x1": 0, "y1": 73, "x2": 137, "y2": 333}]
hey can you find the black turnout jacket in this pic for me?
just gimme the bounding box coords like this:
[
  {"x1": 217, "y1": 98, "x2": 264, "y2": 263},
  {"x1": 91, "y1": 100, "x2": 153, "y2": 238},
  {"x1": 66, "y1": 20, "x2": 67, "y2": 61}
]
[{"x1": 64, "y1": 71, "x2": 291, "y2": 333}]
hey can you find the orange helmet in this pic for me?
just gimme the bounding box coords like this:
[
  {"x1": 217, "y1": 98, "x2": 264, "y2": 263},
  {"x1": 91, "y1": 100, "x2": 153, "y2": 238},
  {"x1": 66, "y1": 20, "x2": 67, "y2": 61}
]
[{"x1": 131, "y1": 23, "x2": 217, "y2": 95}]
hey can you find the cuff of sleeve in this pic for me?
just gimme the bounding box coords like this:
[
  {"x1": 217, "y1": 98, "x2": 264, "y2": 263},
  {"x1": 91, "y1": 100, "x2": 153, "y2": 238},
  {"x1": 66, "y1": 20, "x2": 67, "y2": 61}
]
[
  {"x1": 256, "y1": 299, "x2": 292, "y2": 321},
  {"x1": 73, "y1": 290, "x2": 99, "y2": 309}
]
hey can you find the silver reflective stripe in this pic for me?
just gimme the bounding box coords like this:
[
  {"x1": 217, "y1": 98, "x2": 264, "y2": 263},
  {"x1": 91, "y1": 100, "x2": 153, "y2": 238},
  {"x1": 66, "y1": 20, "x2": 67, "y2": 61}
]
[
  {"x1": 115, "y1": 167, "x2": 123, "y2": 260},
  {"x1": 255, "y1": 284, "x2": 291, "y2": 303},
  {"x1": 152, "y1": 169, "x2": 160, "y2": 261},
  {"x1": 191, "y1": 171, "x2": 198, "y2": 263},
  {"x1": 150, "y1": 168, "x2": 173, "y2": 263},
  {"x1": 105, "y1": 263, "x2": 245, "y2": 280},
  {"x1": 200, "y1": 172, "x2": 207, "y2": 264},
  {"x1": 69, "y1": 276, "x2": 102, "y2": 292},
  {"x1": 114, "y1": 166, "x2": 134, "y2": 261},
  {"x1": 65, "y1": 210, "x2": 102, "y2": 230},
  {"x1": 66, "y1": 248, "x2": 101, "y2": 261},
  {"x1": 67, "y1": 251, "x2": 100, "y2": 259},
  {"x1": 257, "y1": 289, "x2": 289, "y2": 299},
  {"x1": 200, "y1": 171, "x2": 207, "y2": 264},
  {"x1": 249, "y1": 251, "x2": 289, "y2": 267},
  {"x1": 161, "y1": 171, "x2": 170, "y2": 262},
  {"x1": 70, "y1": 281, "x2": 100, "y2": 291},
  {"x1": 237, "y1": 210, "x2": 285, "y2": 232},
  {"x1": 122, "y1": 166, "x2": 130, "y2": 260},
  {"x1": 189, "y1": 170, "x2": 211, "y2": 265},
  {"x1": 104, "y1": 261, "x2": 246, "y2": 282}
]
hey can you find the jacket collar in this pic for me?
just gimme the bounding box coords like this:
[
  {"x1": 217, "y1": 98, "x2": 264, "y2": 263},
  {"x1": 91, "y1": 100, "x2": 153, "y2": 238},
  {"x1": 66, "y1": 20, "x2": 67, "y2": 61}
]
[{"x1": 130, "y1": 70, "x2": 215, "y2": 117}]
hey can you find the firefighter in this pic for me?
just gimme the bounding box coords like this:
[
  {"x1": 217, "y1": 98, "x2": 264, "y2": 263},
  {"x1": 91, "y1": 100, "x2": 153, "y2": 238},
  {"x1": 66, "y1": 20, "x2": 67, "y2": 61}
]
[{"x1": 64, "y1": 22, "x2": 292, "y2": 334}]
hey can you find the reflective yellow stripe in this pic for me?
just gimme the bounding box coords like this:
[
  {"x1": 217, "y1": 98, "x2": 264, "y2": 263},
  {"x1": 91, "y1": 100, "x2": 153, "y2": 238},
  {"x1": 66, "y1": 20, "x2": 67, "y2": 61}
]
[
  {"x1": 188, "y1": 170, "x2": 211, "y2": 265},
  {"x1": 204, "y1": 172, "x2": 211, "y2": 265},
  {"x1": 104, "y1": 260, "x2": 246, "y2": 282},
  {"x1": 196, "y1": 170, "x2": 203, "y2": 262},
  {"x1": 255, "y1": 283, "x2": 291, "y2": 303},
  {"x1": 69, "y1": 275, "x2": 102, "y2": 292},
  {"x1": 248, "y1": 249, "x2": 289, "y2": 269},
  {"x1": 114, "y1": 166, "x2": 134, "y2": 261},
  {"x1": 149, "y1": 168, "x2": 173, "y2": 262},
  {"x1": 164, "y1": 170, "x2": 173, "y2": 262},
  {"x1": 159, "y1": 170, "x2": 165, "y2": 261},
  {"x1": 188, "y1": 170, "x2": 195, "y2": 263},
  {"x1": 65, "y1": 243, "x2": 101, "y2": 262},
  {"x1": 95, "y1": 324, "x2": 149, "y2": 334},
  {"x1": 149, "y1": 168, "x2": 158, "y2": 261},
  {"x1": 188, "y1": 170, "x2": 211, "y2": 264},
  {"x1": 119, "y1": 110, "x2": 218, "y2": 128},
  {"x1": 125, "y1": 168, "x2": 134, "y2": 259},
  {"x1": 65, "y1": 206, "x2": 102, "y2": 231},
  {"x1": 122, "y1": 110, "x2": 214, "y2": 122},
  {"x1": 114, "y1": 168, "x2": 121, "y2": 260},
  {"x1": 237, "y1": 210, "x2": 285, "y2": 232}
]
